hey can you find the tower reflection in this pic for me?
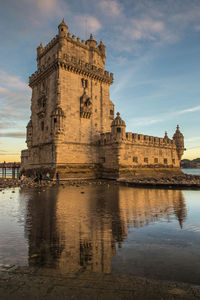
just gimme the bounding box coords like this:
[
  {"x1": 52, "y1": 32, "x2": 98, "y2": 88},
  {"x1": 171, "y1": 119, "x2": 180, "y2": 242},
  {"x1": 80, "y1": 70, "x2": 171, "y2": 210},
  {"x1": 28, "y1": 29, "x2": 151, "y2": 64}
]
[{"x1": 25, "y1": 185, "x2": 187, "y2": 274}]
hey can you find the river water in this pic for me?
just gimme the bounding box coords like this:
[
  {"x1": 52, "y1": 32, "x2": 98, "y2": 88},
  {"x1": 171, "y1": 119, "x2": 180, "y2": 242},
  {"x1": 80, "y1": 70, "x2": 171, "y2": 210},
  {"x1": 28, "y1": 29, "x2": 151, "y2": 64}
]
[{"x1": 0, "y1": 182, "x2": 200, "y2": 285}]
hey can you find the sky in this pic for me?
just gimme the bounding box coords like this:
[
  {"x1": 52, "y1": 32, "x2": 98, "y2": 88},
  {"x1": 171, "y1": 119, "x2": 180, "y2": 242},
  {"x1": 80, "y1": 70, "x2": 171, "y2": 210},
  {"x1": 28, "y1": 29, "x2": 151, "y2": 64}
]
[{"x1": 0, "y1": 0, "x2": 200, "y2": 162}]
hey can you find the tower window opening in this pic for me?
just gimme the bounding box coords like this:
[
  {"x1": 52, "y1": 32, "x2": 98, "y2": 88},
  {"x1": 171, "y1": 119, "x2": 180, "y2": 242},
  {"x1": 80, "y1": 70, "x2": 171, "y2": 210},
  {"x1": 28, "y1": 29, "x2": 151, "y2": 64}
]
[
  {"x1": 54, "y1": 118, "x2": 57, "y2": 123},
  {"x1": 81, "y1": 78, "x2": 88, "y2": 88},
  {"x1": 41, "y1": 121, "x2": 44, "y2": 131},
  {"x1": 117, "y1": 127, "x2": 121, "y2": 133},
  {"x1": 133, "y1": 157, "x2": 138, "y2": 163}
]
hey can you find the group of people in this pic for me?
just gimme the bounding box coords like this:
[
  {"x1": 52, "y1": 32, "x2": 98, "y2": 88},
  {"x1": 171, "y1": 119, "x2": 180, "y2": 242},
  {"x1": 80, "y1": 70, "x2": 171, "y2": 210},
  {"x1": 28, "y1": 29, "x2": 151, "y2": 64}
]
[{"x1": 19, "y1": 172, "x2": 60, "y2": 184}]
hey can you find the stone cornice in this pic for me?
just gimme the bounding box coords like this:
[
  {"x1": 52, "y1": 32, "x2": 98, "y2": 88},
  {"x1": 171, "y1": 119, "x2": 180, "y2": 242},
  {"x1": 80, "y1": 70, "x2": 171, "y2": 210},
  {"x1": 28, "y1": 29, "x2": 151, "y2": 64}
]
[
  {"x1": 29, "y1": 61, "x2": 58, "y2": 87},
  {"x1": 29, "y1": 58, "x2": 113, "y2": 86}
]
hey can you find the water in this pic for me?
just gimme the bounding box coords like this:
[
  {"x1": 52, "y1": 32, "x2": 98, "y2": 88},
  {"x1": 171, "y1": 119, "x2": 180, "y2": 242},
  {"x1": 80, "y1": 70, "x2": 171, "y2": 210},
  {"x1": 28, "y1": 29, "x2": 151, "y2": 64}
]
[
  {"x1": 182, "y1": 168, "x2": 200, "y2": 175},
  {"x1": 0, "y1": 168, "x2": 19, "y2": 178},
  {"x1": 0, "y1": 184, "x2": 200, "y2": 285}
]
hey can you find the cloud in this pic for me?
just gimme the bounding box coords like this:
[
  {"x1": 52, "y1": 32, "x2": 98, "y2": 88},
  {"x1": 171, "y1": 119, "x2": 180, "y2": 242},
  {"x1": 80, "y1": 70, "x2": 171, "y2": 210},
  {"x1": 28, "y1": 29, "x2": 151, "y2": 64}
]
[
  {"x1": 0, "y1": 71, "x2": 29, "y2": 91},
  {"x1": 34, "y1": 0, "x2": 68, "y2": 18},
  {"x1": 178, "y1": 105, "x2": 200, "y2": 115},
  {"x1": 0, "y1": 86, "x2": 8, "y2": 94},
  {"x1": 185, "y1": 137, "x2": 200, "y2": 143},
  {"x1": 98, "y1": 0, "x2": 122, "y2": 16},
  {"x1": 130, "y1": 105, "x2": 200, "y2": 126},
  {"x1": 194, "y1": 24, "x2": 200, "y2": 31},
  {"x1": 0, "y1": 132, "x2": 26, "y2": 138},
  {"x1": 128, "y1": 18, "x2": 165, "y2": 41},
  {"x1": 0, "y1": 70, "x2": 31, "y2": 133},
  {"x1": 0, "y1": 151, "x2": 21, "y2": 156},
  {"x1": 74, "y1": 15, "x2": 102, "y2": 34}
]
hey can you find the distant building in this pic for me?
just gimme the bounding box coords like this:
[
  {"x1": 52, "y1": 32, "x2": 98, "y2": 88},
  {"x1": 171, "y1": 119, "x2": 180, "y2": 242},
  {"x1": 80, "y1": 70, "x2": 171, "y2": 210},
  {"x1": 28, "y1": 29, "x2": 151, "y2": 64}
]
[{"x1": 21, "y1": 19, "x2": 185, "y2": 179}]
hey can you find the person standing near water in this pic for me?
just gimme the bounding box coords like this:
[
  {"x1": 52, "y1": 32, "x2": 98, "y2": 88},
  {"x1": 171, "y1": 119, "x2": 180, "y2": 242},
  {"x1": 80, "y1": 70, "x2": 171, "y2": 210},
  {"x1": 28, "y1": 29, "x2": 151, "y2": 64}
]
[
  {"x1": 56, "y1": 172, "x2": 59, "y2": 183},
  {"x1": 39, "y1": 173, "x2": 42, "y2": 184}
]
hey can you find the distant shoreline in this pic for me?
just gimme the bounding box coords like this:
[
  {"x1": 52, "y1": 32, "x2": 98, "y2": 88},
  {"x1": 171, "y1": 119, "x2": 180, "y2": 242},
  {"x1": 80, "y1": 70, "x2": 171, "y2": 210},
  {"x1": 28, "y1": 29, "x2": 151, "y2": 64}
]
[{"x1": 181, "y1": 167, "x2": 200, "y2": 169}]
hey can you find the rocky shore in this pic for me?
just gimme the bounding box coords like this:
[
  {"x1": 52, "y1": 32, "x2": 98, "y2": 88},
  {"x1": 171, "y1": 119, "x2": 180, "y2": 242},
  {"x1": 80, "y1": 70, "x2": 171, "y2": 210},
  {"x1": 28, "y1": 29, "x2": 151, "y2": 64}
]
[
  {"x1": 118, "y1": 174, "x2": 200, "y2": 189},
  {"x1": 1, "y1": 174, "x2": 200, "y2": 190},
  {"x1": 0, "y1": 177, "x2": 118, "y2": 190}
]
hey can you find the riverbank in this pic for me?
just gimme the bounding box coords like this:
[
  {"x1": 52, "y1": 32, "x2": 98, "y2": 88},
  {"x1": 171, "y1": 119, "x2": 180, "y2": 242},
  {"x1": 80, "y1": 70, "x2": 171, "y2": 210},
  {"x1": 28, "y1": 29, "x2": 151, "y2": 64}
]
[
  {"x1": 0, "y1": 178, "x2": 117, "y2": 190},
  {"x1": 118, "y1": 174, "x2": 200, "y2": 189},
  {"x1": 1, "y1": 174, "x2": 200, "y2": 190},
  {"x1": 0, "y1": 264, "x2": 200, "y2": 300}
]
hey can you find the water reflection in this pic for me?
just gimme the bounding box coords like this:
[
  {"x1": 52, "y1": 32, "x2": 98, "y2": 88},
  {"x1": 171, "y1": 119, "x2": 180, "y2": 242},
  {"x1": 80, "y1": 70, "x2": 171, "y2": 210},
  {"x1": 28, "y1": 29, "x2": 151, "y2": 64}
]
[{"x1": 24, "y1": 185, "x2": 187, "y2": 274}]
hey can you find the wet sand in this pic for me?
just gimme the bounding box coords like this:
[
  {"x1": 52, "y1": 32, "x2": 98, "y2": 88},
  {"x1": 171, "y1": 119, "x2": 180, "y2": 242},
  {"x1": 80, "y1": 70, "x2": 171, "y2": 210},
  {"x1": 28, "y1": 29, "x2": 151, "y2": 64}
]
[{"x1": 0, "y1": 264, "x2": 200, "y2": 300}]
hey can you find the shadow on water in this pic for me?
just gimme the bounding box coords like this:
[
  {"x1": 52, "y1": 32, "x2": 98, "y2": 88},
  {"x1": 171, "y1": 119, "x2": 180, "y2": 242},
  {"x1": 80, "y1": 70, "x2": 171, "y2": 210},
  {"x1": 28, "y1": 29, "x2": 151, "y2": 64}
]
[{"x1": 13, "y1": 184, "x2": 200, "y2": 284}]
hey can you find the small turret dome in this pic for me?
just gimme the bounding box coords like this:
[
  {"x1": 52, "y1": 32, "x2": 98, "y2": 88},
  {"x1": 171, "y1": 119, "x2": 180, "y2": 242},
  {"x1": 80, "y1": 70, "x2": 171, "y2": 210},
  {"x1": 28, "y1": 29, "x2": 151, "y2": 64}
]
[
  {"x1": 86, "y1": 33, "x2": 98, "y2": 48},
  {"x1": 173, "y1": 125, "x2": 183, "y2": 139},
  {"x1": 37, "y1": 42, "x2": 44, "y2": 56},
  {"x1": 98, "y1": 40, "x2": 106, "y2": 57},
  {"x1": 111, "y1": 112, "x2": 126, "y2": 127},
  {"x1": 58, "y1": 18, "x2": 68, "y2": 29},
  {"x1": 58, "y1": 18, "x2": 68, "y2": 35},
  {"x1": 164, "y1": 131, "x2": 168, "y2": 139}
]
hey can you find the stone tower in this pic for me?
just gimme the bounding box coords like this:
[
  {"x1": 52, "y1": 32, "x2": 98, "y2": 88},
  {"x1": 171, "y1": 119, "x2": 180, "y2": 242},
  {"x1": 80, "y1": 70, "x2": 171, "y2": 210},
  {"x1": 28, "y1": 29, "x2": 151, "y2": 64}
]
[
  {"x1": 21, "y1": 19, "x2": 114, "y2": 178},
  {"x1": 21, "y1": 19, "x2": 185, "y2": 179}
]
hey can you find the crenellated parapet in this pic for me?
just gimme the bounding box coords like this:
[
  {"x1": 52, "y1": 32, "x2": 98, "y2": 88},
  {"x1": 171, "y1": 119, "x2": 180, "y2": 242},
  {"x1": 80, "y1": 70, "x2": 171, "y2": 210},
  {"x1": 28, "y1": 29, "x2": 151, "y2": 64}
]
[
  {"x1": 99, "y1": 113, "x2": 178, "y2": 150},
  {"x1": 100, "y1": 131, "x2": 176, "y2": 148},
  {"x1": 36, "y1": 19, "x2": 107, "y2": 72},
  {"x1": 37, "y1": 32, "x2": 106, "y2": 60}
]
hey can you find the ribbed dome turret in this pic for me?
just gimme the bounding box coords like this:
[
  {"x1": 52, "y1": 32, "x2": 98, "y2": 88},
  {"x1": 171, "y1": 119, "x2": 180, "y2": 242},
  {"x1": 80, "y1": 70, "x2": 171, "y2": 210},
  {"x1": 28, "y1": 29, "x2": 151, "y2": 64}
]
[
  {"x1": 58, "y1": 18, "x2": 68, "y2": 30},
  {"x1": 173, "y1": 125, "x2": 184, "y2": 160},
  {"x1": 58, "y1": 18, "x2": 68, "y2": 37},
  {"x1": 86, "y1": 34, "x2": 98, "y2": 48},
  {"x1": 111, "y1": 112, "x2": 126, "y2": 127},
  {"x1": 173, "y1": 125, "x2": 183, "y2": 140}
]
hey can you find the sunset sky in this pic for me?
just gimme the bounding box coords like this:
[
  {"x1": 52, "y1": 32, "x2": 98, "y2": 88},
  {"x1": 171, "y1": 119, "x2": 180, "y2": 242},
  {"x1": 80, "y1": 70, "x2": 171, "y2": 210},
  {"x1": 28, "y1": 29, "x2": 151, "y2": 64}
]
[{"x1": 0, "y1": 0, "x2": 200, "y2": 162}]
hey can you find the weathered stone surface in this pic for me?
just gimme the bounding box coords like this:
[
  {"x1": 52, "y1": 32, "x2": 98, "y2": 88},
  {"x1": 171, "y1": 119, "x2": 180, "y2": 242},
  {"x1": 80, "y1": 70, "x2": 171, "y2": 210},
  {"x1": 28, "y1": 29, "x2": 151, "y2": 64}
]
[{"x1": 21, "y1": 20, "x2": 185, "y2": 179}]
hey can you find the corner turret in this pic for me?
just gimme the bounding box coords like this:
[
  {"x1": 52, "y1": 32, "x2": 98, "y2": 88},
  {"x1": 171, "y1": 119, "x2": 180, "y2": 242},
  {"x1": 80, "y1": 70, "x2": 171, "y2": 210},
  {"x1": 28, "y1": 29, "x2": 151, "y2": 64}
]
[
  {"x1": 173, "y1": 125, "x2": 185, "y2": 159},
  {"x1": 86, "y1": 34, "x2": 98, "y2": 48},
  {"x1": 111, "y1": 112, "x2": 126, "y2": 141},
  {"x1": 98, "y1": 40, "x2": 106, "y2": 57},
  {"x1": 37, "y1": 43, "x2": 44, "y2": 68},
  {"x1": 37, "y1": 42, "x2": 44, "y2": 56},
  {"x1": 58, "y1": 18, "x2": 68, "y2": 37},
  {"x1": 164, "y1": 131, "x2": 169, "y2": 143}
]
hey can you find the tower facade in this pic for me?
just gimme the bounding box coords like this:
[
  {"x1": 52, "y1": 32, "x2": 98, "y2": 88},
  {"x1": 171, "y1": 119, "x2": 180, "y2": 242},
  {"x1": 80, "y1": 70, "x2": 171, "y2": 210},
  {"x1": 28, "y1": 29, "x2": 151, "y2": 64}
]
[
  {"x1": 21, "y1": 19, "x2": 114, "y2": 178},
  {"x1": 21, "y1": 20, "x2": 185, "y2": 179}
]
